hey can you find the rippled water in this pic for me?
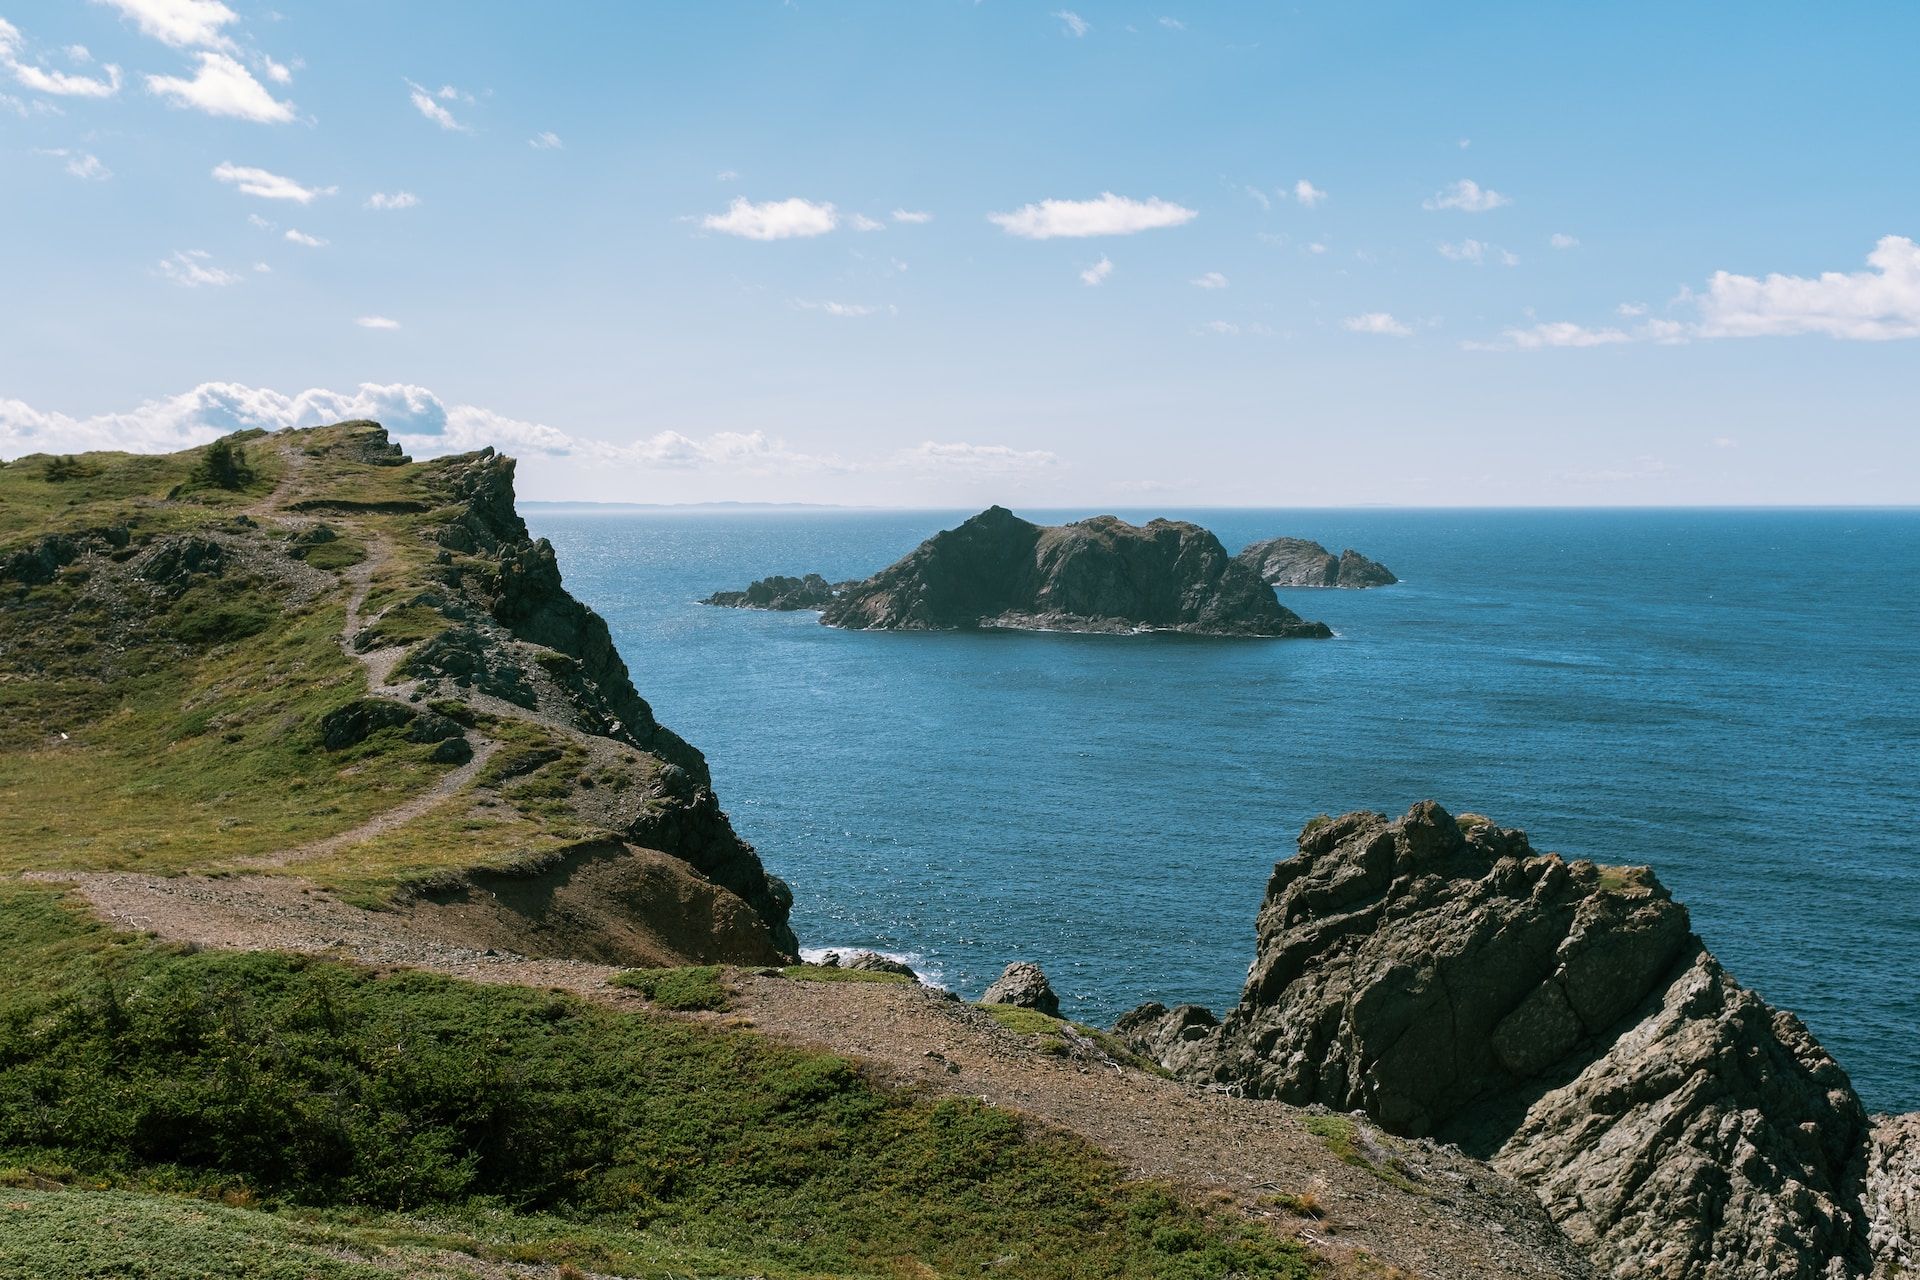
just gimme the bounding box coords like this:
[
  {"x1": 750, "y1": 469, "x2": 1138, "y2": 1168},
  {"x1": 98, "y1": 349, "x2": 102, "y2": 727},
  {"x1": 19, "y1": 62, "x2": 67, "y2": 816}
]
[{"x1": 526, "y1": 506, "x2": 1920, "y2": 1112}]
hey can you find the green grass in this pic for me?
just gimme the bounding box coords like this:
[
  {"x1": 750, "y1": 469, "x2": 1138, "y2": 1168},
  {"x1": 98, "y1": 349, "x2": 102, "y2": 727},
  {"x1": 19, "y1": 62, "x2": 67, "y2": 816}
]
[
  {"x1": 0, "y1": 887, "x2": 1318, "y2": 1280},
  {"x1": 975, "y1": 1003, "x2": 1064, "y2": 1035},
  {"x1": 1301, "y1": 1115, "x2": 1425, "y2": 1196},
  {"x1": 610, "y1": 965, "x2": 733, "y2": 1011},
  {"x1": 781, "y1": 964, "x2": 915, "y2": 985}
]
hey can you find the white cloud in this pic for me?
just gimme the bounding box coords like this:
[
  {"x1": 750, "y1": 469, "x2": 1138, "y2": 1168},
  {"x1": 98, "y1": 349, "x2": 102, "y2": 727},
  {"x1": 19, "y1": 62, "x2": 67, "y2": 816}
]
[
  {"x1": 1306, "y1": 241, "x2": 1327, "y2": 255},
  {"x1": 1713, "y1": 436, "x2": 1737, "y2": 449},
  {"x1": 365, "y1": 191, "x2": 418, "y2": 210},
  {"x1": 157, "y1": 249, "x2": 242, "y2": 288},
  {"x1": 1292, "y1": 178, "x2": 1326, "y2": 208},
  {"x1": 213, "y1": 161, "x2": 332, "y2": 202},
  {"x1": 1550, "y1": 232, "x2": 1579, "y2": 249},
  {"x1": 795, "y1": 300, "x2": 889, "y2": 318},
  {"x1": 715, "y1": 169, "x2": 739, "y2": 182},
  {"x1": 283, "y1": 228, "x2": 326, "y2": 247},
  {"x1": 94, "y1": 0, "x2": 238, "y2": 50},
  {"x1": 1191, "y1": 271, "x2": 1228, "y2": 289},
  {"x1": 407, "y1": 79, "x2": 467, "y2": 131},
  {"x1": 1439, "y1": 238, "x2": 1517, "y2": 267},
  {"x1": 259, "y1": 55, "x2": 291, "y2": 84},
  {"x1": 148, "y1": 52, "x2": 294, "y2": 122},
  {"x1": 1244, "y1": 185, "x2": 1271, "y2": 212},
  {"x1": 66, "y1": 44, "x2": 92, "y2": 62},
  {"x1": 850, "y1": 213, "x2": 885, "y2": 232},
  {"x1": 1500, "y1": 322, "x2": 1631, "y2": 349},
  {"x1": 898, "y1": 441, "x2": 1057, "y2": 472},
  {"x1": 35, "y1": 148, "x2": 110, "y2": 180},
  {"x1": 1423, "y1": 178, "x2": 1510, "y2": 212},
  {"x1": 1052, "y1": 10, "x2": 1090, "y2": 37},
  {"x1": 1343, "y1": 312, "x2": 1412, "y2": 337},
  {"x1": 1616, "y1": 302, "x2": 1649, "y2": 317},
  {"x1": 246, "y1": 213, "x2": 274, "y2": 229},
  {"x1": 528, "y1": 130, "x2": 563, "y2": 150},
  {"x1": 1079, "y1": 255, "x2": 1113, "y2": 286},
  {"x1": 356, "y1": 316, "x2": 400, "y2": 330},
  {"x1": 1, "y1": 18, "x2": 123, "y2": 96},
  {"x1": 988, "y1": 192, "x2": 1196, "y2": 239},
  {"x1": 1693, "y1": 234, "x2": 1920, "y2": 341},
  {"x1": 252, "y1": 261, "x2": 270, "y2": 273},
  {"x1": 702, "y1": 196, "x2": 839, "y2": 240},
  {"x1": 890, "y1": 208, "x2": 933, "y2": 224},
  {"x1": 1201, "y1": 320, "x2": 1239, "y2": 336},
  {"x1": 1158, "y1": 16, "x2": 1185, "y2": 30}
]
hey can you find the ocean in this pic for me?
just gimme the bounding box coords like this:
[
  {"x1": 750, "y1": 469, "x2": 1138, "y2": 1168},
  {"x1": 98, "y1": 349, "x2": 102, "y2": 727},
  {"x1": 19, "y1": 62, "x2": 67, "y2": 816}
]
[{"x1": 525, "y1": 506, "x2": 1920, "y2": 1113}]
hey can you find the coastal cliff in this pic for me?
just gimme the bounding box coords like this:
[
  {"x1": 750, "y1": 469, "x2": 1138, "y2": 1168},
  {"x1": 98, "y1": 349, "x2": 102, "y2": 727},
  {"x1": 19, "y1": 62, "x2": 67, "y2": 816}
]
[
  {"x1": 1236, "y1": 536, "x2": 1397, "y2": 588},
  {"x1": 815, "y1": 506, "x2": 1331, "y2": 637},
  {"x1": 1118, "y1": 801, "x2": 1917, "y2": 1279}
]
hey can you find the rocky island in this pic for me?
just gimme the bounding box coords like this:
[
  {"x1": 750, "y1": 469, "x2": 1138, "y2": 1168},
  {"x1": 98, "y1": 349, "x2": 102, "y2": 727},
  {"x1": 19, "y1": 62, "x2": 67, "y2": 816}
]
[
  {"x1": 701, "y1": 571, "x2": 842, "y2": 610},
  {"x1": 708, "y1": 505, "x2": 1332, "y2": 638},
  {"x1": 1237, "y1": 535, "x2": 1397, "y2": 587}
]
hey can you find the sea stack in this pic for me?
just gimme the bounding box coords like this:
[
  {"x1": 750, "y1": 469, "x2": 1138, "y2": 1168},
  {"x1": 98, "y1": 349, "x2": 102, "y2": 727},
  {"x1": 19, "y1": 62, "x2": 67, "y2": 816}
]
[{"x1": 1236, "y1": 536, "x2": 1397, "y2": 588}]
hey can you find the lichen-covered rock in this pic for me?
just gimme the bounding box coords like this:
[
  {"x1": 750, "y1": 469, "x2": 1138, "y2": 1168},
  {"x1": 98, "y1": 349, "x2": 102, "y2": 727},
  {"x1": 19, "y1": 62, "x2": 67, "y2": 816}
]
[
  {"x1": 1113, "y1": 1002, "x2": 1220, "y2": 1077},
  {"x1": 981, "y1": 961, "x2": 1061, "y2": 1016},
  {"x1": 1868, "y1": 1113, "x2": 1920, "y2": 1277},
  {"x1": 703, "y1": 573, "x2": 839, "y2": 610},
  {"x1": 1140, "y1": 801, "x2": 1882, "y2": 1279},
  {"x1": 845, "y1": 951, "x2": 920, "y2": 980},
  {"x1": 820, "y1": 506, "x2": 1330, "y2": 637},
  {"x1": 1236, "y1": 536, "x2": 1397, "y2": 588}
]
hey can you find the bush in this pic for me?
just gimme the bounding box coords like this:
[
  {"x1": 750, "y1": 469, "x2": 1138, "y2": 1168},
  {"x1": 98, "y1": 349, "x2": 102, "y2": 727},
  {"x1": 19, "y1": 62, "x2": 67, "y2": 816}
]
[
  {"x1": 611, "y1": 965, "x2": 732, "y2": 1011},
  {"x1": 191, "y1": 439, "x2": 254, "y2": 491}
]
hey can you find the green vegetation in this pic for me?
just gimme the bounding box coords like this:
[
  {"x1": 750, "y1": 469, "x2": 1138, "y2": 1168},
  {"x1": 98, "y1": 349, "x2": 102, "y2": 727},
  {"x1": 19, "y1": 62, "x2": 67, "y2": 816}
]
[
  {"x1": 609, "y1": 965, "x2": 733, "y2": 1011},
  {"x1": 188, "y1": 436, "x2": 256, "y2": 491},
  {"x1": 1301, "y1": 1115, "x2": 1425, "y2": 1196},
  {"x1": 0, "y1": 887, "x2": 1317, "y2": 1279},
  {"x1": 782, "y1": 963, "x2": 915, "y2": 985},
  {"x1": 976, "y1": 1002, "x2": 1063, "y2": 1035}
]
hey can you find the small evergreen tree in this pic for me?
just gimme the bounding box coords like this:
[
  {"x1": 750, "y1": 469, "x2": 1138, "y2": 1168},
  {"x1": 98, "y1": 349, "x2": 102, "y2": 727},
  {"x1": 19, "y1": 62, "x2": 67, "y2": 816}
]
[
  {"x1": 43, "y1": 455, "x2": 86, "y2": 482},
  {"x1": 193, "y1": 437, "x2": 254, "y2": 490}
]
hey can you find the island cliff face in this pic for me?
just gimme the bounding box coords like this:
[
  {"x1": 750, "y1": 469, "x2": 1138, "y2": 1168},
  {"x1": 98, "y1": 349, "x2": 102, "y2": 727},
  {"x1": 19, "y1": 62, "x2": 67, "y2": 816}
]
[
  {"x1": 1119, "y1": 801, "x2": 1916, "y2": 1280},
  {"x1": 819, "y1": 506, "x2": 1331, "y2": 637},
  {"x1": 1237, "y1": 536, "x2": 1397, "y2": 588}
]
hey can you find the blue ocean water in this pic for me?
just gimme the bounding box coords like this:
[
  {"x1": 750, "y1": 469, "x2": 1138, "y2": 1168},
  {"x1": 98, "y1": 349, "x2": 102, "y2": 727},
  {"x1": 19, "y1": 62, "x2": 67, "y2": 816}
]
[{"x1": 526, "y1": 507, "x2": 1920, "y2": 1112}]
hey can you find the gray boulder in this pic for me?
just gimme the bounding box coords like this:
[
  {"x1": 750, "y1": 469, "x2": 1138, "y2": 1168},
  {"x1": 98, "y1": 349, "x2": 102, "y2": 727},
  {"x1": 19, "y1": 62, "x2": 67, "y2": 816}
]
[
  {"x1": 981, "y1": 961, "x2": 1061, "y2": 1017},
  {"x1": 846, "y1": 951, "x2": 920, "y2": 981},
  {"x1": 1236, "y1": 536, "x2": 1396, "y2": 588}
]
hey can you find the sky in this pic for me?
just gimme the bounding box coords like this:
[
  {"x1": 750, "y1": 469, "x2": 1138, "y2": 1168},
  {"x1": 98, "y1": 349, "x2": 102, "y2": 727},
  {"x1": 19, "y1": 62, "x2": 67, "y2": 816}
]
[{"x1": 1, "y1": 1, "x2": 1916, "y2": 506}]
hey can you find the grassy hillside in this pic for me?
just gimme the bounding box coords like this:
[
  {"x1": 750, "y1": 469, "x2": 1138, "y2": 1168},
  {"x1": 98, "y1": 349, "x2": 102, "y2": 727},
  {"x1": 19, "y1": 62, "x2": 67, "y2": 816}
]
[{"x1": 0, "y1": 884, "x2": 1316, "y2": 1279}]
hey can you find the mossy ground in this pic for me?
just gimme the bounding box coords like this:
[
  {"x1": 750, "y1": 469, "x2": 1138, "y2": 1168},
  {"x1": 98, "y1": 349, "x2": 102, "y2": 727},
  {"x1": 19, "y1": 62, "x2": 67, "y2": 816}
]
[{"x1": 0, "y1": 886, "x2": 1318, "y2": 1279}]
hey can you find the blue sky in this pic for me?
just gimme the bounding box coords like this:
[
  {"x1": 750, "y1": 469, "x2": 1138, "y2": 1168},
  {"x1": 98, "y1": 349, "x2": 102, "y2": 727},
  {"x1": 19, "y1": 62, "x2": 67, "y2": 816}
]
[{"x1": 2, "y1": 1, "x2": 1916, "y2": 505}]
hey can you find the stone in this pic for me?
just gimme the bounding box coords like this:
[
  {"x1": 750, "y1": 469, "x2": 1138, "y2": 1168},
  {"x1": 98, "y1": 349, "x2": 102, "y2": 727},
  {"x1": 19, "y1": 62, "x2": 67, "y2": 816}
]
[
  {"x1": 845, "y1": 951, "x2": 920, "y2": 981},
  {"x1": 703, "y1": 573, "x2": 839, "y2": 610},
  {"x1": 982, "y1": 961, "x2": 1061, "y2": 1017},
  {"x1": 1235, "y1": 536, "x2": 1397, "y2": 588}
]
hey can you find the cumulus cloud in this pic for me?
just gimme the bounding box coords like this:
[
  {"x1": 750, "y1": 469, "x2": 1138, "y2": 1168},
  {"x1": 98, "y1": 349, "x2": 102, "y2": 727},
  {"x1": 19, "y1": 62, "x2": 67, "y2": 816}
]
[
  {"x1": 148, "y1": 52, "x2": 294, "y2": 121},
  {"x1": 1191, "y1": 271, "x2": 1228, "y2": 289},
  {"x1": 1079, "y1": 255, "x2": 1113, "y2": 286},
  {"x1": 212, "y1": 161, "x2": 332, "y2": 202},
  {"x1": 891, "y1": 208, "x2": 933, "y2": 224},
  {"x1": 528, "y1": 130, "x2": 563, "y2": 150},
  {"x1": 157, "y1": 249, "x2": 242, "y2": 288},
  {"x1": 1, "y1": 18, "x2": 123, "y2": 96},
  {"x1": 1692, "y1": 234, "x2": 1920, "y2": 341},
  {"x1": 1292, "y1": 178, "x2": 1326, "y2": 207},
  {"x1": 1343, "y1": 312, "x2": 1412, "y2": 337},
  {"x1": 407, "y1": 79, "x2": 467, "y2": 131},
  {"x1": 1550, "y1": 232, "x2": 1579, "y2": 249},
  {"x1": 365, "y1": 191, "x2": 418, "y2": 210},
  {"x1": 702, "y1": 196, "x2": 838, "y2": 240},
  {"x1": 94, "y1": 0, "x2": 239, "y2": 50},
  {"x1": 988, "y1": 192, "x2": 1196, "y2": 239},
  {"x1": 35, "y1": 148, "x2": 110, "y2": 180},
  {"x1": 1052, "y1": 10, "x2": 1090, "y2": 37},
  {"x1": 1424, "y1": 178, "x2": 1510, "y2": 212},
  {"x1": 355, "y1": 316, "x2": 399, "y2": 329},
  {"x1": 283, "y1": 228, "x2": 326, "y2": 247}
]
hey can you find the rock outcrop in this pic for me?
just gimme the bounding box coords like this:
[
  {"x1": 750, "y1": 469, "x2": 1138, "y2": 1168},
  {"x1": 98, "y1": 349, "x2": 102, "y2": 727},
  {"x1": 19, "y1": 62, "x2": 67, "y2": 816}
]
[
  {"x1": 702, "y1": 573, "x2": 841, "y2": 611},
  {"x1": 817, "y1": 507, "x2": 1330, "y2": 637},
  {"x1": 1118, "y1": 801, "x2": 1899, "y2": 1279},
  {"x1": 981, "y1": 961, "x2": 1061, "y2": 1016},
  {"x1": 1869, "y1": 1114, "x2": 1920, "y2": 1276},
  {"x1": 1236, "y1": 536, "x2": 1397, "y2": 588}
]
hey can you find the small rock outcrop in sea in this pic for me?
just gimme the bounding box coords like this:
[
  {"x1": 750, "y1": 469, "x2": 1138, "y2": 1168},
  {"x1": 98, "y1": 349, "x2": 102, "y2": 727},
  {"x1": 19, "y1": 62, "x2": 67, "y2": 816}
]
[
  {"x1": 982, "y1": 961, "x2": 1061, "y2": 1017},
  {"x1": 814, "y1": 507, "x2": 1331, "y2": 638},
  {"x1": 1117, "y1": 801, "x2": 1913, "y2": 1280},
  {"x1": 1235, "y1": 536, "x2": 1397, "y2": 588},
  {"x1": 702, "y1": 573, "x2": 841, "y2": 611},
  {"x1": 845, "y1": 951, "x2": 920, "y2": 981}
]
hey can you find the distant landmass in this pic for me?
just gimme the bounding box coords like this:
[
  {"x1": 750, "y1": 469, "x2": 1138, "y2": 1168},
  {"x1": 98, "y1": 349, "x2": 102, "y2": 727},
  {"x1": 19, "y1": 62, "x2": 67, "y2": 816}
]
[{"x1": 706, "y1": 505, "x2": 1333, "y2": 638}]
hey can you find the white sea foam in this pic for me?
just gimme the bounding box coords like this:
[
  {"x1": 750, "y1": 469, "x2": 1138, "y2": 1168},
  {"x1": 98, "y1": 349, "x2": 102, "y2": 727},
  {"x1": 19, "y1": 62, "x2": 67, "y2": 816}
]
[{"x1": 799, "y1": 944, "x2": 946, "y2": 990}]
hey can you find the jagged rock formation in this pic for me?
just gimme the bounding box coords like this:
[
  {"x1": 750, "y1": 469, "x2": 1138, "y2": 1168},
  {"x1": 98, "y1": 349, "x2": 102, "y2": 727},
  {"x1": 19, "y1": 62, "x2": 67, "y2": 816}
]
[
  {"x1": 817, "y1": 507, "x2": 1331, "y2": 637},
  {"x1": 702, "y1": 573, "x2": 841, "y2": 611},
  {"x1": 1236, "y1": 536, "x2": 1397, "y2": 588},
  {"x1": 1118, "y1": 802, "x2": 1907, "y2": 1279},
  {"x1": 1869, "y1": 1115, "x2": 1920, "y2": 1276},
  {"x1": 982, "y1": 961, "x2": 1061, "y2": 1016}
]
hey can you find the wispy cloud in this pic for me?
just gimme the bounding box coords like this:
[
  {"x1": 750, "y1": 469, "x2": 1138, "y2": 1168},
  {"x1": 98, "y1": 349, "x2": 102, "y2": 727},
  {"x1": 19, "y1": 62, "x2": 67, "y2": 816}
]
[
  {"x1": 1550, "y1": 232, "x2": 1579, "y2": 249},
  {"x1": 891, "y1": 208, "x2": 933, "y2": 224},
  {"x1": 1343, "y1": 312, "x2": 1413, "y2": 337},
  {"x1": 149, "y1": 52, "x2": 293, "y2": 122},
  {"x1": 850, "y1": 213, "x2": 885, "y2": 232},
  {"x1": 283, "y1": 228, "x2": 326, "y2": 247},
  {"x1": 365, "y1": 191, "x2": 418, "y2": 210},
  {"x1": 355, "y1": 316, "x2": 400, "y2": 330},
  {"x1": 1158, "y1": 16, "x2": 1186, "y2": 30},
  {"x1": 407, "y1": 79, "x2": 468, "y2": 131},
  {"x1": 157, "y1": 249, "x2": 242, "y2": 288},
  {"x1": 702, "y1": 196, "x2": 839, "y2": 240},
  {"x1": 95, "y1": 0, "x2": 239, "y2": 50},
  {"x1": 795, "y1": 300, "x2": 892, "y2": 318},
  {"x1": 1052, "y1": 10, "x2": 1090, "y2": 37},
  {"x1": 1292, "y1": 178, "x2": 1326, "y2": 207},
  {"x1": 1438, "y1": 238, "x2": 1518, "y2": 266},
  {"x1": 988, "y1": 192, "x2": 1196, "y2": 239},
  {"x1": 1244, "y1": 185, "x2": 1271, "y2": 212},
  {"x1": 528, "y1": 130, "x2": 563, "y2": 150},
  {"x1": 212, "y1": 161, "x2": 333, "y2": 202},
  {"x1": 1423, "y1": 178, "x2": 1510, "y2": 212},
  {"x1": 34, "y1": 147, "x2": 110, "y2": 180},
  {"x1": 899, "y1": 441, "x2": 1057, "y2": 472},
  {"x1": 1500, "y1": 322, "x2": 1631, "y2": 349},
  {"x1": 1079, "y1": 255, "x2": 1113, "y2": 286},
  {"x1": 1190, "y1": 271, "x2": 1228, "y2": 289},
  {"x1": 1, "y1": 17, "x2": 123, "y2": 97}
]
